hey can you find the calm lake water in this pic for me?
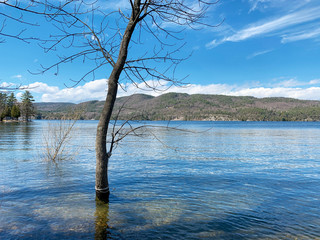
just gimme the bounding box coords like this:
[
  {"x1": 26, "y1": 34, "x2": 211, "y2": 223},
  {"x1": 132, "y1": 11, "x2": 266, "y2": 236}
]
[{"x1": 1, "y1": 120, "x2": 320, "y2": 239}]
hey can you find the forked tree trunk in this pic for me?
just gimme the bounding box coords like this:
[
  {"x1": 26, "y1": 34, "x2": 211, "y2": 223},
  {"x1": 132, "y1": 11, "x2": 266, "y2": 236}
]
[{"x1": 95, "y1": 16, "x2": 138, "y2": 202}]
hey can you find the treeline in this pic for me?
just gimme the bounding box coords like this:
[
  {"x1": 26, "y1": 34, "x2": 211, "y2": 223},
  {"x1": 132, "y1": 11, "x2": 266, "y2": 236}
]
[
  {"x1": 0, "y1": 91, "x2": 35, "y2": 122},
  {"x1": 35, "y1": 93, "x2": 320, "y2": 122}
]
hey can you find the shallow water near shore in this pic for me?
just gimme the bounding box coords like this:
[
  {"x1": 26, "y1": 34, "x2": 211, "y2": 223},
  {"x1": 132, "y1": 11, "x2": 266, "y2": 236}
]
[{"x1": 1, "y1": 120, "x2": 320, "y2": 239}]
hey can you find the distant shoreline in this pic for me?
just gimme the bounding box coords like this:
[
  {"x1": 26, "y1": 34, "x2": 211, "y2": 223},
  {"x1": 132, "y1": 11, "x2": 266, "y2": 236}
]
[{"x1": 34, "y1": 93, "x2": 320, "y2": 122}]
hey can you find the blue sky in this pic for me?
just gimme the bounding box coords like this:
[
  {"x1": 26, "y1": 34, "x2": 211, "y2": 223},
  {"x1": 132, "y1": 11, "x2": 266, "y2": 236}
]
[{"x1": 1, "y1": 0, "x2": 320, "y2": 103}]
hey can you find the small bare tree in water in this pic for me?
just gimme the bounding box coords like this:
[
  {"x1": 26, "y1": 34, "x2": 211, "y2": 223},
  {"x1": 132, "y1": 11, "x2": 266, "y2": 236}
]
[
  {"x1": 1, "y1": 0, "x2": 219, "y2": 202},
  {"x1": 42, "y1": 116, "x2": 79, "y2": 164}
]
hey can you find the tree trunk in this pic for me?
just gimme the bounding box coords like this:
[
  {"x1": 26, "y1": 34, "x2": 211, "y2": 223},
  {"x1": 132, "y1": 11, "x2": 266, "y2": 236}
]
[
  {"x1": 95, "y1": 76, "x2": 118, "y2": 202},
  {"x1": 95, "y1": 15, "x2": 138, "y2": 202}
]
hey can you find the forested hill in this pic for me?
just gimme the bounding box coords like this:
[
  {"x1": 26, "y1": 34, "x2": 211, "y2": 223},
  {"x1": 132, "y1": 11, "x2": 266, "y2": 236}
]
[{"x1": 35, "y1": 93, "x2": 320, "y2": 121}]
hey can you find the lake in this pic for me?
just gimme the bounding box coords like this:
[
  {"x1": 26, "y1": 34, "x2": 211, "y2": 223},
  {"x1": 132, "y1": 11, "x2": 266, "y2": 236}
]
[{"x1": 1, "y1": 120, "x2": 320, "y2": 239}]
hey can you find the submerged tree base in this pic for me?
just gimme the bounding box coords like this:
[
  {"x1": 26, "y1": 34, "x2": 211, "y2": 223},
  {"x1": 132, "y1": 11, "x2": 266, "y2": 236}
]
[{"x1": 96, "y1": 190, "x2": 110, "y2": 203}]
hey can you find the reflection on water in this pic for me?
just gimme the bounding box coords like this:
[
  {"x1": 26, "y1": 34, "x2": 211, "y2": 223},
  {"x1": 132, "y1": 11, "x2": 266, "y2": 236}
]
[
  {"x1": 1, "y1": 121, "x2": 320, "y2": 239},
  {"x1": 95, "y1": 200, "x2": 110, "y2": 240}
]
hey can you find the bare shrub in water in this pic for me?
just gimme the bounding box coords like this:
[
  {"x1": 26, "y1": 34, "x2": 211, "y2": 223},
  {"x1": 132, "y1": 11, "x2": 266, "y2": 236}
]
[{"x1": 42, "y1": 116, "x2": 79, "y2": 164}]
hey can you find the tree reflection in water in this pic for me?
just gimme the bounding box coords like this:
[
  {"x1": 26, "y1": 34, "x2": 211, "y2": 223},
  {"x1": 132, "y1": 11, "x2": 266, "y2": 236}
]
[
  {"x1": 22, "y1": 122, "x2": 32, "y2": 147},
  {"x1": 95, "y1": 199, "x2": 110, "y2": 239}
]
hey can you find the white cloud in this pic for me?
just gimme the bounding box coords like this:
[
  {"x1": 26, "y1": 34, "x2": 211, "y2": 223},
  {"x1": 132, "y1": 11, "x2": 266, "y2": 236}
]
[
  {"x1": 248, "y1": 0, "x2": 313, "y2": 13},
  {"x1": 271, "y1": 78, "x2": 320, "y2": 88},
  {"x1": 229, "y1": 7, "x2": 320, "y2": 41},
  {"x1": 40, "y1": 79, "x2": 107, "y2": 102},
  {"x1": 206, "y1": 39, "x2": 219, "y2": 48},
  {"x1": 248, "y1": 0, "x2": 270, "y2": 13},
  {"x1": 0, "y1": 82, "x2": 21, "y2": 90},
  {"x1": 309, "y1": 79, "x2": 320, "y2": 85},
  {"x1": 207, "y1": 5, "x2": 320, "y2": 48},
  {"x1": 25, "y1": 82, "x2": 59, "y2": 94},
  {"x1": 281, "y1": 26, "x2": 320, "y2": 43},
  {"x1": 16, "y1": 78, "x2": 320, "y2": 103},
  {"x1": 11, "y1": 74, "x2": 23, "y2": 79},
  {"x1": 16, "y1": 92, "x2": 23, "y2": 99},
  {"x1": 274, "y1": 78, "x2": 302, "y2": 88},
  {"x1": 247, "y1": 49, "x2": 272, "y2": 59},
  {"x1": 229, "y1": 87, "x2": 320, "y2": 100},
  {"x1": 0, "y1": 82, "x2": 11, "y2": 88}
]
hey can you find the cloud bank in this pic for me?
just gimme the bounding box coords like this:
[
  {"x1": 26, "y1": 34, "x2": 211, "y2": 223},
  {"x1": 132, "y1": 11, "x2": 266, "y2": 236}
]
[{"x1": 10, "y1": 78, "x2": 320, "y2": 103}]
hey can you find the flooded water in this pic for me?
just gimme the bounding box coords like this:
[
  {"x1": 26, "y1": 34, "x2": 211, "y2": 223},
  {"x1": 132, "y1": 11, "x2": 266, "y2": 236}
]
[{"x1": 1, "y1": 120, "x2": 320, "y2": 239}]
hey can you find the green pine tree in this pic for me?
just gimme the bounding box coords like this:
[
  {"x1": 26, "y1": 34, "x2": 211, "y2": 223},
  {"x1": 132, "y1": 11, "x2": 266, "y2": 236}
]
[
  {"x1": 0, "y1": 92, "x2": 7, "y2": 121},
  {"x1": 11, "y1": 104, "x2": 21, "y2": 119},
  {"x1": 7, "y1": 92, "x2": 17, "y2": 108},
  {"x1": 2, "y1": 106, "x2": 11, "y2": 119},
  {"x1": 21, "y1": 91, "x2": 35, "y2": 122}
]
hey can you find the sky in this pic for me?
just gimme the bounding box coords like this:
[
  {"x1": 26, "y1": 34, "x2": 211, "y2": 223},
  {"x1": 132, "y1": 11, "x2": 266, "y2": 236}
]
[{"x1": 1, "y1": 0, "x2": 320, "y2": 103}]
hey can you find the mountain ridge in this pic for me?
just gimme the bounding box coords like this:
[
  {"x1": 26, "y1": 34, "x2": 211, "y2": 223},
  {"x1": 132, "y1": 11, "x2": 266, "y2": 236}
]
[{"x1": 34, "y1": 93, "x2": 320, "y2": 121}]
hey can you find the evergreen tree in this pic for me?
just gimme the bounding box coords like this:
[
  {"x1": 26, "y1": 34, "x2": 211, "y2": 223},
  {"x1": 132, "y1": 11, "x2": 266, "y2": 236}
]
[
  {"x1": 11, "y1": 104, "x2": 21, "y2": 119},
  {"x1": 7, "y1": 92, "x2": 17, "y2": 109},
  {"x1": 0, "y1": 92, "x2": 7, "y2": 121},
  {"x1": 2, "y1": 106, "x2": 11, "y2": 119},
  {"x1": 21, "y1": 91, "x2": 35, "y2": 121},
  {"x1": 3, "y1": 92, "x2": 19, "y2": 120}
]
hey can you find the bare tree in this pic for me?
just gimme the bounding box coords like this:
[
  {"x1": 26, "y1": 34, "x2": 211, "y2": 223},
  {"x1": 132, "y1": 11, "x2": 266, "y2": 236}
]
[
  {"x1": 0, "y1": 0, "x2": 219, "y2": 202},
  {"x1": 42, "y1": 115, "x2": 79, "y2": 164}
]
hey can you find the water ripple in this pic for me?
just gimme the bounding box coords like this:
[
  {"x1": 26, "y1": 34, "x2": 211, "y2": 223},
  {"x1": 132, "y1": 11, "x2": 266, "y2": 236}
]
[{"x1": 1, "y1": 121, "x2": 320, "y2": 239}]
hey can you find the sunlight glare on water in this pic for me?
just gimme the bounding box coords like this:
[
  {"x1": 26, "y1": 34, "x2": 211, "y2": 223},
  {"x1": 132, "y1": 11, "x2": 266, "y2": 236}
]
[{"x1": 1, "y1": 120, "x2": 320, "y2": 239}]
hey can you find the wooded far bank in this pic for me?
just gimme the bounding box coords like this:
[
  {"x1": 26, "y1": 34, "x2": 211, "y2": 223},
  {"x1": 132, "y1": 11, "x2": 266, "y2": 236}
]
[{"x1": 35, "y1": 93, "x2": 320, "y2": 122}]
